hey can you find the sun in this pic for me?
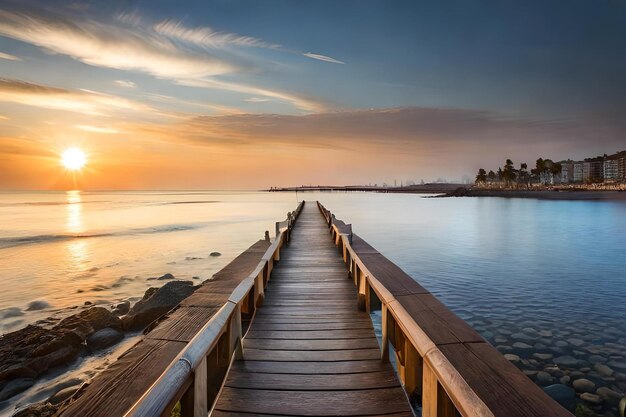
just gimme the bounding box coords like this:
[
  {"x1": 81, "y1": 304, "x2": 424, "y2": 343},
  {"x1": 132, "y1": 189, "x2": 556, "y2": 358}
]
[{"x1": 61, "y1": 147, "x2": 87, "y2": 171}]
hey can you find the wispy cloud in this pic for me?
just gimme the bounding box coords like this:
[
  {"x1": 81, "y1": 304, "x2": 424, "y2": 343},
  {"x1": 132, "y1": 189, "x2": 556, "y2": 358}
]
[
  {"x1": 75, "y1": 125, "x2": 119, "y2": 134},
  {"x1": 0, "y1": 8, "x2": 237, "y2": 79},
  {"x1": 0, "y1": 51, "x2": 20, "y2": 61},
  {"x1": 0, "y1": 78, "x2": 150, "y2": 116},
  {"x1": 177, "y1": 78, "x2": 328, "y2": 112},
  {"x1": 303, "y1": 52, "x2": 344, "y2": 64},
  {"x1": 114, "y1": 80, "x2": 137, "y2": 89},
  {"x1": 154, "y1": 20, "x2": 281, "y2": 49},
  {"x1": 244, "y1": 97, "x2": 271, "y2": 103}
]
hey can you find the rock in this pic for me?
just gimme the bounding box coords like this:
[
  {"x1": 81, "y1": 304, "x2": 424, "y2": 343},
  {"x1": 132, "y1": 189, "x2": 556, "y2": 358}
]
[
  {"x1": 567, "y1": 338, "x2": 585, "y2": 347},
  {"x1": 580, "y1": 392, "x2": 603, "y2": 404},
  {"x1": 595, "y1": 363, "x2": 614, "y2": 377},
  {"x1": 533, "y1": 353, "x2": 553, "y2": 361},
  {"x1": 537, "y1": 371, "x2": 553, "y2": 385},
  {"x1": 555, "y1": 341, "x2": 569, "y2": 347},
  {"x1": 209, "y1": 252, "x2": 221, "y2": 257},
  {"x1": 589, "y1": 355, "x2": 608, "y2": 364},
  {"x1": 157, "y1": 273, "x2": 175, "y2": 280},
  {"x1": 573, "y1": 378, "x2": 596, "y2": 393},
  {"x1": 555, "y1": 355, "x2": 581, "y2": 367},
  {"x1": 0, "y1": 307, "x2": 120, "y2": 393},
  {"x1": 84, "y1": 301, "x2": 92, "y2": 306},
  {"x1": 86, "y1": 328, "x2": 124, "y2": 351},
  {"x1": 112, "y1": 301, "x2": 130, "y2": 316},
  {"x1": 538, "y1": 330, "x2": 553, "y2": 337},
  {"x1": 504, "y1": 354, "x2": 520, "y2": 362},
  {"x1": 511, "y1": 333, "x2": 536, "y2": 342},
  {"x1": 543, "y1": 384, "x2": 575, "y2": 410},
  {"x1": 49, "y1": 385, "x2": 81, "y2": 404},
  {"x1": 0, "y1": 307, "x2": 24, "y2": 319},
  {"x1": 596, "y1": 387, "x2": 623, "y2": 405},
  {"x1": 122, "y1": 281, "x2": 197, "y2": 330},
  {"x1": 12, "y1": 402, "x2": 59, "y2": 417},
  {"x1": 25, "y1": 300, "x2": 51, "y2": 311},
  {"x1": 0, "y1": 377, "x2": 35, "y2": 401},
  {"x1": 560, "y1": 376, "x2": 571, "y2": 384},
  {"x1": 512, "y1": 342, "x2": 532, "y2": 350},
  {"x1": 54, "y1": 307, "x2": 122, "y2": 340}
]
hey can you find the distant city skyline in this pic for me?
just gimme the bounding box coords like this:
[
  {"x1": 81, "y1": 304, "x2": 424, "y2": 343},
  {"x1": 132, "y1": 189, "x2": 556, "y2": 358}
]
[{"x1": 1, "y1": 0, "x2": 626, "y2": 189}]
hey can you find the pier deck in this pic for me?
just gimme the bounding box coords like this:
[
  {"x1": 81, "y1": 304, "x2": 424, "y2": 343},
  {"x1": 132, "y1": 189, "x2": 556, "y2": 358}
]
[{"x1": 212, "y1": 203, "x2": 412, "y2": 416}]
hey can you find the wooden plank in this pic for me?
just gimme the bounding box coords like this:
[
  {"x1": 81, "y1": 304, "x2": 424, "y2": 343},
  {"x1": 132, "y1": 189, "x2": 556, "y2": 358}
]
[
  {"x1": 243, "y1": 348, "x2": 382, "y2": 361},
  {"x1": 225, "y1": 370, "x2": 400, "y2": 390},
  {"x1": 212, "y1": 412, "x2": 415, "y2": 417},
  {"x1": 230, "y1": 360, "x2": 390, "y2": 375},
  {"x1": 57, "y1": 339, "x2": 186, "y2": 417},
  {"x1": 214, "y1": 387, "x2": 411, "y2": 416},
  {"x1": 146, "y1": 306, "x2": 219, "y2": 342},
  {"x1": 439, "y1": 343, "x2": 572, "y2": 417},
  {"x1": 251, "y1": 321, "x2": 373, "y2": 331},
  {"x1": 244, "y1": 337, "x2": 379, "y2": 351},
  {"x1": 246, "y1": 329, "x2": 374, "y2": 340}
]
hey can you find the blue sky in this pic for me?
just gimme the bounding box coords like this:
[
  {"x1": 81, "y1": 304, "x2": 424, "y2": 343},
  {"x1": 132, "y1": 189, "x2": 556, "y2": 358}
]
[{"x1": 0, "y1": 0, "x2": 625, "y2": 189}]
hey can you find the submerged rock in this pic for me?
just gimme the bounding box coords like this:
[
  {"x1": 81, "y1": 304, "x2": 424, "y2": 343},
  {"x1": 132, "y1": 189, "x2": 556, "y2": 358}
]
[
  {"x1": 25, "y1": 301, "x2": 51, "y2": 311},
  {"x1": 157, "y1": 273, "x2": 175, "y2": 281},
  {"x1": 86, "y1": 328, "x2": 124, "y2": 351},
  {"x1": 209, "y1": 252, "x2": 221, "y2": 257},
  {"x1": 112, "y1": 301, "x2": 130, "y2": 316},
  {"x1": 122, "y1": 281, "x2": 197, "y2": 330},
  {"x1": 543, "y1": 384, "x2": 575, "y2": 410},
  {"x1": 573, "y1": 378, "x2": 596, "y2": 393}
]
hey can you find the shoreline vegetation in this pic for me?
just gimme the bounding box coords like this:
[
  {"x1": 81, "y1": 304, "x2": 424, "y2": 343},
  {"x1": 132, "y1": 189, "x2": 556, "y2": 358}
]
[{"x1": 267, "y1": 183, "x2": 626, "y2": 200}]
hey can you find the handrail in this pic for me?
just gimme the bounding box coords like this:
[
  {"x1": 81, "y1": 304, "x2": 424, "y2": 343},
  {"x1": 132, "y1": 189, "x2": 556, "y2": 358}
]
[
  {"x1": 124, "y1": 200, "x2": 305, "y2": 417},
  {"x1": 316, "y1": 201, "x2": 572, "y2": 417}
]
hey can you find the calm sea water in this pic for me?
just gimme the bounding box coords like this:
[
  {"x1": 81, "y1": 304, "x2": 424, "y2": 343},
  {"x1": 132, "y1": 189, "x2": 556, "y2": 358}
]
[{"x1": 1, "y1": 191, "x2": 625, "y2": 414}]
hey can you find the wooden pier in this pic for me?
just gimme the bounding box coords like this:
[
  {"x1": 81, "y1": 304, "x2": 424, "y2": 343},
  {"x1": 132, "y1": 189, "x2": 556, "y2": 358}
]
[{"x1": 56, "y1": 201, "x2": 573, "y2": 417}]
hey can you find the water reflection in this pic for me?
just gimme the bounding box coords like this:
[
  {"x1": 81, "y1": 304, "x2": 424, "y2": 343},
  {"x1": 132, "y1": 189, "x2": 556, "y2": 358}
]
[{"x1": 66, "y1": 190, "x2": 83, "y2": 234}]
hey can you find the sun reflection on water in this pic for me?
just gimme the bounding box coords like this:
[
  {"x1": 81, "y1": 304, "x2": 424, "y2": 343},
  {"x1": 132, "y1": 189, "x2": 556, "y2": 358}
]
[{"x1": 66, "y1": 190, "x2": 83, "y2": 234}]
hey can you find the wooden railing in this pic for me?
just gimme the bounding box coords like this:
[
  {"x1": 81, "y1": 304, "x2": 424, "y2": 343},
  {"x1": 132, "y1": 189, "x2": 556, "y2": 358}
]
[
  {"x1": 317, "y1": 201, "x2": 573, "y2": 417},
  {"x1": 123, "y1": 201, "x2": 305, "y2": 417}
]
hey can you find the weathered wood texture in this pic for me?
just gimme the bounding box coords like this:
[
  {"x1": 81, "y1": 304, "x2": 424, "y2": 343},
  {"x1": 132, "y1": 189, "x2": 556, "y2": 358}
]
[
  {"x1": 56, "y1": 240, "x2": 270, "y2": 417},
  {"x1": 213, "y1": 203, "x2": 411, "y2": 416},
  {"x1": 344, "y1": 215, "x2": 573, "y2": 417}
]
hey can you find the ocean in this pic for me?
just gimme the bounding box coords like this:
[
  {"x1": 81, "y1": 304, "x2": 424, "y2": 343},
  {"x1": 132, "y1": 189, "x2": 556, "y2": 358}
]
[{"x1": 1, "y1": 191, "x2": 625, "y2": 415}]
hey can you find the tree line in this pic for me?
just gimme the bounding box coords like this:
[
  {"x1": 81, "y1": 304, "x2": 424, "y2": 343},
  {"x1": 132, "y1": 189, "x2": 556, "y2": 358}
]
[{"x1": 475, "y1": 158, "x2": 562, "y2": 186}]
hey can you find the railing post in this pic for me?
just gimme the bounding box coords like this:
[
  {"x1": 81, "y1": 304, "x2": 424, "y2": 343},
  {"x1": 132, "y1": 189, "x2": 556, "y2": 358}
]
[
  {"x1": 230, "y1": 303, "x2": 244, "y2": 361},
  {"x1": 381, "y1": 304, "x2": 390, "y2": 363},
  {"x1": 404, "y1": 339, "x2": 423, "y2": 400},
  {"x1": 193, "y1": 356, "x2": 208, "y2": 417},
  {"x1": 357, "y1": 273, "x2": 367, "y2": 311},
  {"x1": 275, "y1": 221, "x2": 280, "y2": 238},
  {"x1": 422, "y1": 361, "x2": 438, "y2": 417},
  {"x1": 264, "y1": 231, "x2": 270, "y2": 242}
]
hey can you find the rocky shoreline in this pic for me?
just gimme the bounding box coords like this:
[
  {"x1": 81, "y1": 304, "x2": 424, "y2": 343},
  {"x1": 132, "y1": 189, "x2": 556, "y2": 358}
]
[{"x1": 0, "y1": 277, "x2": 198, "y2": 416}]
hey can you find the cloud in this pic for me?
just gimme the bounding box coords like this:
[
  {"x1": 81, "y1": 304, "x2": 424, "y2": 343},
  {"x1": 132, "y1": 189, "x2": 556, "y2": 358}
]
[
  {"x1": 0, "y1": 8, "x2": 237, "y2": 79},
  {"x1": 244, "y1": 97, "x2": 271, "y2": 103},
  {"x1": 154, "y1": 20, "x2": 281, "y2": 49},
  {"x1": 178, "y1": 78, "x2": 328, "y2": 112},
  {"x1": 303, "y1": 52, "x2": 345, "y2": 64},
  {"x1": 114, "y1": 80, "x2": 137, "y2": 88},
  {"x1": 75, "y1": 125, "x2": 119, "y2": 134},
  {"x1": 0, "y1": 51, "x2": 20, "y2": 61},
  {"x1": 0, "y1": 78, "x2": 150, "y2": 116}
]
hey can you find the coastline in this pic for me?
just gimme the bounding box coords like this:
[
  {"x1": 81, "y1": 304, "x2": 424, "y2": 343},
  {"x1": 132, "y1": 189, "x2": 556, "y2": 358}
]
[{"x1": 438, "y1": 188, "x2": 626, "y2": 201}]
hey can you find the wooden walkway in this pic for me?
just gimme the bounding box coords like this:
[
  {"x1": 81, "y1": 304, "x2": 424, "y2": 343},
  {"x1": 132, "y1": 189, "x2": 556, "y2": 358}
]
[{"x1": 213, "y1": 204, "x2": 412, "y2": 416}]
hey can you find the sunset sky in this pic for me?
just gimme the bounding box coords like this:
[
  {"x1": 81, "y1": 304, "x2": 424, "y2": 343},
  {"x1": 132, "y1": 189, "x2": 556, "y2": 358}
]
[{"x1": 1, "y1": 0, "x2": 625, "y2": 189}]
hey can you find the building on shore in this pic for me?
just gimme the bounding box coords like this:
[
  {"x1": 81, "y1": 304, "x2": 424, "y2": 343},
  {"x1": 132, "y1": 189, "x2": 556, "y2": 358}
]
[
  {"x1": 560, "y1": 160, "x2": 574, "y2": 183},
  {"x1": 585, "y1": 157, "x2": 604, "y2": 183},
  {"x1": 573, "y1": 161, "x2": 584, "y2": 183},
  {"x1": 604, "y1": 155, "x2": 620, "y2": 182}
]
